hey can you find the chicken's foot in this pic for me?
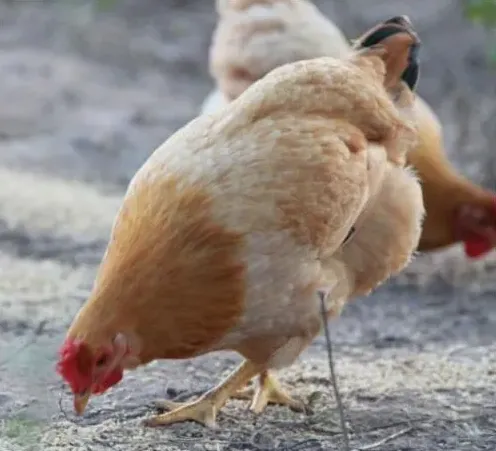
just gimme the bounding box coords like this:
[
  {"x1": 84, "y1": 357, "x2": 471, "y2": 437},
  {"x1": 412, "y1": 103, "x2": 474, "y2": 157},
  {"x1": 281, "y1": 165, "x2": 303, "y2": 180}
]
[
  {"x1": 233, "y1": 370, "x2": 307, "y2": 414},
  {"x1": 144, "y1": 360, "x2": 260, "y2": 428}
]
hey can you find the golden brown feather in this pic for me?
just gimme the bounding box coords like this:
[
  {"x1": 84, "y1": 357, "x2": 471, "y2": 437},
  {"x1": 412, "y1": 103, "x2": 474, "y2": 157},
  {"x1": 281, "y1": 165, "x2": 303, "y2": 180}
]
[{"x1": 409, "y1": 97, "x2": 496, "y2": 254}]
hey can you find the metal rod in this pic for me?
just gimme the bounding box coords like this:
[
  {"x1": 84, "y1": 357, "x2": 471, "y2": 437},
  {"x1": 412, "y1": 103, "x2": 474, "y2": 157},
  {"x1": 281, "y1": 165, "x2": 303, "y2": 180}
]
[{"x1": 319, "y1": 291, "x2": 350, "y2": 451}]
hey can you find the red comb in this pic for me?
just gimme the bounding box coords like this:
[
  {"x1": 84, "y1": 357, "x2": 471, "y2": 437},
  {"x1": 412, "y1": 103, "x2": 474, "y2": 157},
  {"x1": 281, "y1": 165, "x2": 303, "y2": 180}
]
[{"x1": 56, "y1": 339, "x2": 92, "y2": 393}]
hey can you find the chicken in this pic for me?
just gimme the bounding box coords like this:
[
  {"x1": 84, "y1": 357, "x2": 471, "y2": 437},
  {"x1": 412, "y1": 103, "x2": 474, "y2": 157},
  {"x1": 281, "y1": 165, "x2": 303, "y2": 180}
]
[
  {"x1": 204, "y1": 0, "x2": 496, "y2": 259},
  {"x1": 405, "y1": 96, "x2": 496, "y2": 257},
  {"x1": 56, "y1": 29, "x2": 423, "y2": 428},
  {"x1": 203, "y1": 0, "x2": 349, "y2": 112}
]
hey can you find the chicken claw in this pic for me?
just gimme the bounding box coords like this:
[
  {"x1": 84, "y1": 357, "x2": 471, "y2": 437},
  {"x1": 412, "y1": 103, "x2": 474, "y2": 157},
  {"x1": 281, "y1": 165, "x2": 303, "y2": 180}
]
[
  {"x1": 144, "y1": 360, "x2": 259, "y2": 428},
  {"x1": 146, "y1": 397, "x2": 219, "y2": 428},
  {"x1": 233, "y1": 371, "x2": 307, "y2": 414}
]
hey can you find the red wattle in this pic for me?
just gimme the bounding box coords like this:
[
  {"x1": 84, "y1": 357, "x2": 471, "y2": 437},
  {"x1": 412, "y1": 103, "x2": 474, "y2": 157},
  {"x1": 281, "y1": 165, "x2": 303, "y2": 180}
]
[{"x1": 464, "y1": 238, "x2": 492, "y2": 259}]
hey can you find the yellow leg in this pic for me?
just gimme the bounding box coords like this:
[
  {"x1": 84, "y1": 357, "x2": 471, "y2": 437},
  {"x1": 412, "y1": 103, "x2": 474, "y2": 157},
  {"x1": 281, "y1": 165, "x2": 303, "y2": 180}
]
[
  {"x1": 144, "y1": 360, "x2": 260, "y2": 428},
  {"x1": 233, "y1": 370, "x2": 307, "y2": 414}
]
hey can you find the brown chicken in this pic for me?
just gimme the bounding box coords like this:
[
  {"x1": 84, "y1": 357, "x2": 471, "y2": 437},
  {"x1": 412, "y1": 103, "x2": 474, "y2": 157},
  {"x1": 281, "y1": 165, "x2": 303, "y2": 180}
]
[
  {"x1": 204, "y1": 0, "x2": 496, "y2": 259},
  {"x1": 56, "y1": 22, "x2": 423, "y2": 427},
  {"x1": 406, "y1": 96, "x2": 496, "y2": 257}
]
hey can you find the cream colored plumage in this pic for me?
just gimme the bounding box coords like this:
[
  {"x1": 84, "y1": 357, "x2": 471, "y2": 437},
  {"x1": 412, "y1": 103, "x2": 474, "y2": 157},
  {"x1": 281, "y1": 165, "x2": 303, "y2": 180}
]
[{"x1": 203, "y1": 0, "x2": 350, "y2": 113}]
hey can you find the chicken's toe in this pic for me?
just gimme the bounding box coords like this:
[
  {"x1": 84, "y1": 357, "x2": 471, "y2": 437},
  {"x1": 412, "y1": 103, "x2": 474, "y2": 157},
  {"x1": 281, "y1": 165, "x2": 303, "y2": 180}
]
[
  {"x1": 233, "y1": 371, "x2": 307, "y2": 414},
  {"x1": 232, "y1": 385, "x2": 256, "y2": 401},
  {"x1": 143, "y1": 360, "x2": 260, "y2": 428},
  {"x1": 144, "y1": 397, "x2": 218, "y2": 428},
  {"x1": 153, "y1": 399, "x2": 190, "y2": 412}
]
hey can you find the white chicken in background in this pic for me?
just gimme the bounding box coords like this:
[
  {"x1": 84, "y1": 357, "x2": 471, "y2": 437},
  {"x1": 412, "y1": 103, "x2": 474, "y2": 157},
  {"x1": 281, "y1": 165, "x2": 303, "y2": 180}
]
[{"x1": 201, "y1": 0, "x2": 350, "y2": 114}]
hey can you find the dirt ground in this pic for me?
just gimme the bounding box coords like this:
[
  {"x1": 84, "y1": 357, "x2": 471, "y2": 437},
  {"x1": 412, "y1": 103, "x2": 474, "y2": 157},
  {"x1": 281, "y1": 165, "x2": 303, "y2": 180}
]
[{"x1": 0, "y1": 1, "x2": 495, "y2": 450}]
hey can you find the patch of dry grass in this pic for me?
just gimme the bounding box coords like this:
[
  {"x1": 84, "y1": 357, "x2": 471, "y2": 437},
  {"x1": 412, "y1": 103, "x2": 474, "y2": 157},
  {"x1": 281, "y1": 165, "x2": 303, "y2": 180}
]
[
  {"x1": 0, "y1": 252, "x2": 94, "y2": 331},
  {"x1": 40, "y1": 347, "x2": 496, "y2": 451},
  {"x1": 0, "y1": 168, "x2": 119, "y2": 241},
  {"x1": 395, "y1": 247, "x2": 496, "y2": 293},
  {"x1": 293, "y1": 347, "x2": 496, "y2": 396}
]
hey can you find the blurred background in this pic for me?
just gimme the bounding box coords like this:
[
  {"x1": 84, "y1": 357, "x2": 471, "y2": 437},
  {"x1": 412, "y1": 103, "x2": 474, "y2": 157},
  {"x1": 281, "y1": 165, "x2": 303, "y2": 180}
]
[{"x1": 0, "y1": 1, "x2": 495, "y2": 450}]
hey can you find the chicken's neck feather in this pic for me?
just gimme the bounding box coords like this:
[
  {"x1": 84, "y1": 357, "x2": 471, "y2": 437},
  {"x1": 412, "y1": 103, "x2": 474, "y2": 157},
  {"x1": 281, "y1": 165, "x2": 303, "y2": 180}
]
[
  {"x1": 66, "y1": 173, "x2": 246, "y2": 365},
  {"x1": 410, "y1": 108, "x2": 495, "y2": 252}
]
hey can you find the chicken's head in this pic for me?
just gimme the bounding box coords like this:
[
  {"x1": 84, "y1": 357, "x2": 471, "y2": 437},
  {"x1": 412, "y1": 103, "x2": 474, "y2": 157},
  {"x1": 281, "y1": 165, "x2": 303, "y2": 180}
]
[
  {"x1": 56, "y1": 333, "x2": 133, "y2": 415},
  {"x1": 456, "y1": 199, "x2": 496, "y2": 258}
]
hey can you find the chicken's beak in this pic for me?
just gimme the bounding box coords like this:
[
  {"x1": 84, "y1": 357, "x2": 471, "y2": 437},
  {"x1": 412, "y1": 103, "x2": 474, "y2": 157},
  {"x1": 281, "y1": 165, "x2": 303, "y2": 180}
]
[{"x1": 74, "y1": 390, "x2": 91, "y2": 415}]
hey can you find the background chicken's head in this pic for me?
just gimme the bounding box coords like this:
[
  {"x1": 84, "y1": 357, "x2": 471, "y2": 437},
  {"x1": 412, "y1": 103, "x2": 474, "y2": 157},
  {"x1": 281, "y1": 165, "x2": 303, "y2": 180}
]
[{"x1": 455, "y1": 199, "x2": 496, "y2": 258}]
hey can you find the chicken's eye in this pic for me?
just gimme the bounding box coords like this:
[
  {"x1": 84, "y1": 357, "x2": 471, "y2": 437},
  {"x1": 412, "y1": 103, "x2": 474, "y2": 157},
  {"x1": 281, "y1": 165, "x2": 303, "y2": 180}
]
[
  {"x1": 342, "y1": 226, "x2": 356, "y2": 245},
  {"x1": 95, "y1": 355, "x2": 108, "y2": 367}
]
